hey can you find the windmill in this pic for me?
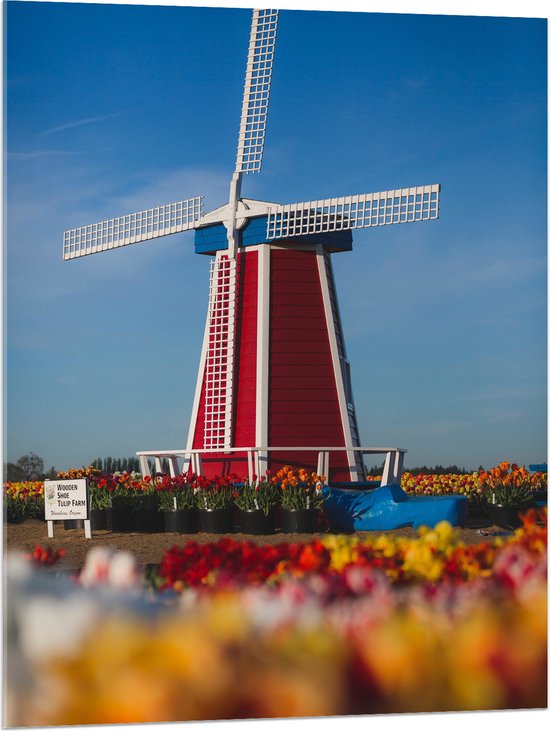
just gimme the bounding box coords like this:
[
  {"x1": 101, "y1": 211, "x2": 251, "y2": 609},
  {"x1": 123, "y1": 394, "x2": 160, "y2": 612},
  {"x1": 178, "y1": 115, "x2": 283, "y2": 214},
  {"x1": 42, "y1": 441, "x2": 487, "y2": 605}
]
[{"x1": 63, "y1": 8, "x2": 440, "y2": 483}]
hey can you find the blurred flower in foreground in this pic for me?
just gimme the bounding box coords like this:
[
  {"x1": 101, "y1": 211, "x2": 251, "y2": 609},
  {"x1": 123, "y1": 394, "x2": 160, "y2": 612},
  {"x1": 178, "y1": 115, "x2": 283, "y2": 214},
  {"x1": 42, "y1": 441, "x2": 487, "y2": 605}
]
[
  {"x1": 24, "y1": 545, "x2": 65, "y2": 567},
  {"x1": 4, "y1": 512, "x2": 546, "y2": 725},
  {"x1": 79, "y1": 547, "x2": 141, "y2": 589}
]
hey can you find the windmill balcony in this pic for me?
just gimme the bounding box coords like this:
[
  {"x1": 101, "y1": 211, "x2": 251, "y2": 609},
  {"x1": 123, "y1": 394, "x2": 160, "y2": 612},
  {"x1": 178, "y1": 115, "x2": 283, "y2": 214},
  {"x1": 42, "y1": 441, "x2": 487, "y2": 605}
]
[{"x1": 136, "y1": 446, "x2": 406, "y2": 489}]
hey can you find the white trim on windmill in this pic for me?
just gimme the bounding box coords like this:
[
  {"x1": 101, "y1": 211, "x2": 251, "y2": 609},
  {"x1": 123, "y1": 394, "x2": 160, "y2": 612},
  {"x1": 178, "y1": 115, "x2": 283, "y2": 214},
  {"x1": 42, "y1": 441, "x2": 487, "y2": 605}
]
[
  {"x1": 316, "y1": 245, "x2": 361, "y2": 481},
  {"x1": 255, "y1": 243, "x2": 271, "y2": 476}
]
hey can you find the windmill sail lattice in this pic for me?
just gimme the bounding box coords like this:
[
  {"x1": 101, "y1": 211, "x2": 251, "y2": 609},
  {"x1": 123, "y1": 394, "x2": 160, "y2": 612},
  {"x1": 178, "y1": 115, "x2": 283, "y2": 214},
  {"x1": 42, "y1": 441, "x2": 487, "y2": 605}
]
[
  {"x1": 63, "y1": 197, "x2": 203, "y2": 260},
  {"x1": 63, "y1": 8, "x2": 441, "y2": 482},
  {"x1": 266, "y1": 185, "x2": 440, "y2": 240},
  {"x1": 235, "y1": 9, "x2": 278, "y2": 175}
]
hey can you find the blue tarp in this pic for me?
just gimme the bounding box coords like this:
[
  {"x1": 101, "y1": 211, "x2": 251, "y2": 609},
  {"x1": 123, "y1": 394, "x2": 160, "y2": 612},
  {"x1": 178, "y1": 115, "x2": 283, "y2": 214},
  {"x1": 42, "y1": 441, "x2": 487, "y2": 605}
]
[{"x1": 322, "y1": 483, "x2": 468, "y2": 532}]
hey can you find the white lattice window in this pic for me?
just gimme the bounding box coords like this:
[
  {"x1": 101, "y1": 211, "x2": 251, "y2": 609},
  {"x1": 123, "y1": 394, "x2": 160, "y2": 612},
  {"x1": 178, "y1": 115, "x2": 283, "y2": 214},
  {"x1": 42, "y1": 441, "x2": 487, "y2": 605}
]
[{"x1": 203, "y1": 254, "x2": 237, "y2": 450}]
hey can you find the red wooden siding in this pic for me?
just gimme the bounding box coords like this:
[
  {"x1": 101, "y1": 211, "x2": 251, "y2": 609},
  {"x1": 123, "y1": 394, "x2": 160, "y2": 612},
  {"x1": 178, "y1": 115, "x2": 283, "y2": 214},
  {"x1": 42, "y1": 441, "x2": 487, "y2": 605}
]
[
  {"x1": 190, "y1": 245, "x2": 352, "y2": 481},
  {"x1": 233, "y1": 250, "x2": 258, "y2": 448},
  {"x1": 268, "y1": 248, "x2": 351, "y2": 481}
]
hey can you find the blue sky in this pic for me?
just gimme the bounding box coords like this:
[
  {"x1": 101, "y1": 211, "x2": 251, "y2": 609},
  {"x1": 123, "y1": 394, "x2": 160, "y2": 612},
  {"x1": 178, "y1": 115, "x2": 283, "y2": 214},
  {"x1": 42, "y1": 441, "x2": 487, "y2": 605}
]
[{"x1": 3, "y1": 0, "x2": 547, "y2": 472}]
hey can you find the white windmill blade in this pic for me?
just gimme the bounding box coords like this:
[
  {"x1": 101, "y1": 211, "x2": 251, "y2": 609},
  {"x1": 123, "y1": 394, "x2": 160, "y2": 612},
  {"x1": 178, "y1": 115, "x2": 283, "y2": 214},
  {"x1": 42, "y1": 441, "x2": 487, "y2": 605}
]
[
  {"x1": 265, "y1": 184, "x2": 441, "y2": 240},
  {"x1": 234, "y1": 8, "x2": 278, "y2": 176},
  {"x1": 63, "y1": 196, "x2": 204, "y2": 260}
]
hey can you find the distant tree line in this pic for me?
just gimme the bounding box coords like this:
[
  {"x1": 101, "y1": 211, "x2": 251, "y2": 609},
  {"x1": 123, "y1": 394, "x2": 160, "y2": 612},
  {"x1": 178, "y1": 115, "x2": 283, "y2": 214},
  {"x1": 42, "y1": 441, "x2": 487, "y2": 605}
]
[
  {"x1": 4, "y1": 453, "x2": 57, "y2": 482},
  {"x1": 91, "y1": 457, "x2": 141, "y2": 473},
  {"x1": 366, "y1": 464, "x2": 475, "y2": 477},
  {"x1": 3, "y1": 453, "x2": 145, "y2": 482},
  {"x1": 4, "y1": 453, "x2": 484, "y2": 483}
]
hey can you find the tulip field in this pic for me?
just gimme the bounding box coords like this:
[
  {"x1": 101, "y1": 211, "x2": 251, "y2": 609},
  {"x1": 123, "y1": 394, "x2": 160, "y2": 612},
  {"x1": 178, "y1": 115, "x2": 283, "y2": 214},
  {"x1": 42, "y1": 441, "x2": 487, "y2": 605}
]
[
  {"x1": 3, "y1": 463, "x2": 548, "y2": 726},
  {"x1": 4, "y1": 464, "x2": 547, "y2": 522}
]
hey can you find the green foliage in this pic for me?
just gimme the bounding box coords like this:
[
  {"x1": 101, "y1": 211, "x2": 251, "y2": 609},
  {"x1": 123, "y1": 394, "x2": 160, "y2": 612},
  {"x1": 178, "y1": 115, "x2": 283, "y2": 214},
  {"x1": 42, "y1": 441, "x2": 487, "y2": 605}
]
[
  {"x1": 491, "y1": 482, "x2": 534, "y2": 506},
  {"x1": 5, "y1": 496, "x2": 27, "y2": 523},
  {"x1": 157, "y1": 485, "x2": 196, "y2": 511},
  {"x1": 4, "y1": 490, "x2": 44, "y2": 522},
  {"x1": 233, "y1": 478, "x2": 280, "y2": 516},
  {"x1": 466, "y1": 491, "x2": 489, "y2": 516},
  {"x1": 195, "y1": 486, "x2": 234, "y2": 510},
  {"x1": 280, "y1": 483, "x2": 324, "y2": 511},
  {"x1": 89, "y1": 483, "x2": 111, "y2": 511}
]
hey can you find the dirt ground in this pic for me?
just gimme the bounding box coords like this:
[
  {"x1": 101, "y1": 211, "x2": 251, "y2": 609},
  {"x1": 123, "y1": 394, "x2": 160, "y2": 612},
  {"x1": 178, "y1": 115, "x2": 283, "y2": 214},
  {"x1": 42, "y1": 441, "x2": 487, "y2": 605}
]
[{"x1": 3, "y1": 516, "x2": 508, "y2": 571}]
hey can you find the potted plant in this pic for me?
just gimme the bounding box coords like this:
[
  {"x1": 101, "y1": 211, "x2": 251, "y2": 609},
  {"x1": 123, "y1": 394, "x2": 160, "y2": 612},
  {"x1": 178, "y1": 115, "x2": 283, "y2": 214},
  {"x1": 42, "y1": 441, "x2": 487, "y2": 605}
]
[
  {"x1": 234, "y1": 474, "x2": 279, "y2": 534},
  {"x1": 132, "y1": 477, "x2": 163, "y2": 533},
  {"x1": 274, "y1": 466, "x2": 325, "y2": 533},
  {"x1": 106, "y1": 479, "x2": 138, "y2": 532},
  {"x1": 157, "y1": 471, "x2": 198, "y2": 533},
  {"x1": 479, "y1": 462, "x2": 536, "y2": 529},
  {"x1": 464, "y1": 479, "x2": 490, "y2": 527},
  {"x1": 88, "y1": 476, "x2": 113, "y2": 530},
  {"x1": 195, "y1": 475, "x2": 236, "y2": 533},
  {"x1": 465, "y1": 491, "x2": 489, "y2": 527},
  {"x1": 530, "y1": 470, "x2": 548, "y2": 505}
]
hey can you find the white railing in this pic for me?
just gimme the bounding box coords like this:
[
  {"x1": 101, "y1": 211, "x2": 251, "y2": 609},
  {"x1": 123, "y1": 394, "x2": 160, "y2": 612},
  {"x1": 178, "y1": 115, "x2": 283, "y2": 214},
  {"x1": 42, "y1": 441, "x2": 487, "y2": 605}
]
[{"x1": 136, "y1": 446, "x2": 406, "y2": 487}]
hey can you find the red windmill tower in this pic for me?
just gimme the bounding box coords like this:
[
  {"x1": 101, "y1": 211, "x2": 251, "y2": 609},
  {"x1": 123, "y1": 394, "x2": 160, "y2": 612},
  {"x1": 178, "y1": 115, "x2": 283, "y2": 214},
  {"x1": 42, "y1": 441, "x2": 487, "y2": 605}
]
[{"x1": 63, "y1": 9, "x2": 440, "y2": 483}]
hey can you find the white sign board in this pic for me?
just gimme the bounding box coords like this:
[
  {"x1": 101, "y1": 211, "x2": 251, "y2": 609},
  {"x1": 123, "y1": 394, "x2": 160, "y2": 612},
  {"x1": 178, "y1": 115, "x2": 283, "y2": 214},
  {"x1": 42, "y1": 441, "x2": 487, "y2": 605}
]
[{"x1": 44, "y1": 479, "x2": 89, "y2": 520}]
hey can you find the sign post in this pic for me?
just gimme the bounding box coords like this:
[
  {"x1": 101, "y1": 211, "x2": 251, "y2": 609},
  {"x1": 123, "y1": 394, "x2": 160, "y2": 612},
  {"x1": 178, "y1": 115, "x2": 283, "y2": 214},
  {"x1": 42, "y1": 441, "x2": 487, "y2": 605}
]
[{"x1": 44, "y1": 478, "x2": 91, "y2": 538}]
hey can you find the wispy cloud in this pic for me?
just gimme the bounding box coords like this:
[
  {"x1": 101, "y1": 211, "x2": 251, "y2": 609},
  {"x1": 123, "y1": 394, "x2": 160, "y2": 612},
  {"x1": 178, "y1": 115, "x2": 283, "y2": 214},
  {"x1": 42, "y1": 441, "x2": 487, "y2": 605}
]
[
  {"x1": 38, "y1": 112, "x2": 124, "y2": 137},
  {"x1": 462, "y1": 385, "x2": 543, "y2": 403},
  {"x1": 402, "y1": 76, "x2": 429, "y2": 91},
  {"x1": 112, "y1": 167, "x2": 229, "y2": 224},
  {"x1": 479, "y1": 407, "x2": 526, "y2": 424},
  {"x1": 7, "y1": 149, "x2": 83, "y2": 160},
  {"x1": 5, "y1": 163, "x2": 230, "y2": 300}
]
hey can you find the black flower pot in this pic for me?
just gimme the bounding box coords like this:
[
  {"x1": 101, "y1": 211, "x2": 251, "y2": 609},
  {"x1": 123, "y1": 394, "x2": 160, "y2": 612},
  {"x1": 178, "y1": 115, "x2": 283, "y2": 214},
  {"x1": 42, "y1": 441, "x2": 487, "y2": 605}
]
[
  {"x1": 133, "y1": 508, "x2": 164, "y2": 533},
  {"x1": 465, "y1": 505, "x2": 490, "y2": 529},
  {"x1": 90, "y1": 509, "x2": 107, "y2": 531},
  {"x1": 163, "y1": 508, "x2": 197, "y2": 533},
  {"x1": 488, "y1": 502, "x2": 535, "y2": 530},
  {"x1": 63, "y1": 519, "x2": 85, "y2": 530},
  {"x1": 238, "y1": 509, "x2": 275, "y2": 535},
  {"x1": 198, "y1": 507, "x2": 234, "y2": 534},
  {"x1": 106, "y1": 506, "x2": 133, "y2": 532},
  {"x1": 6, "y1": 513, "x2": 26, "y2": 524},
  {"x1": 281, "y1": 508, "x2": 320, "y2": 533},
  {"x1": 465, "y1": 514, "x2": 491, "y2": 529}
]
